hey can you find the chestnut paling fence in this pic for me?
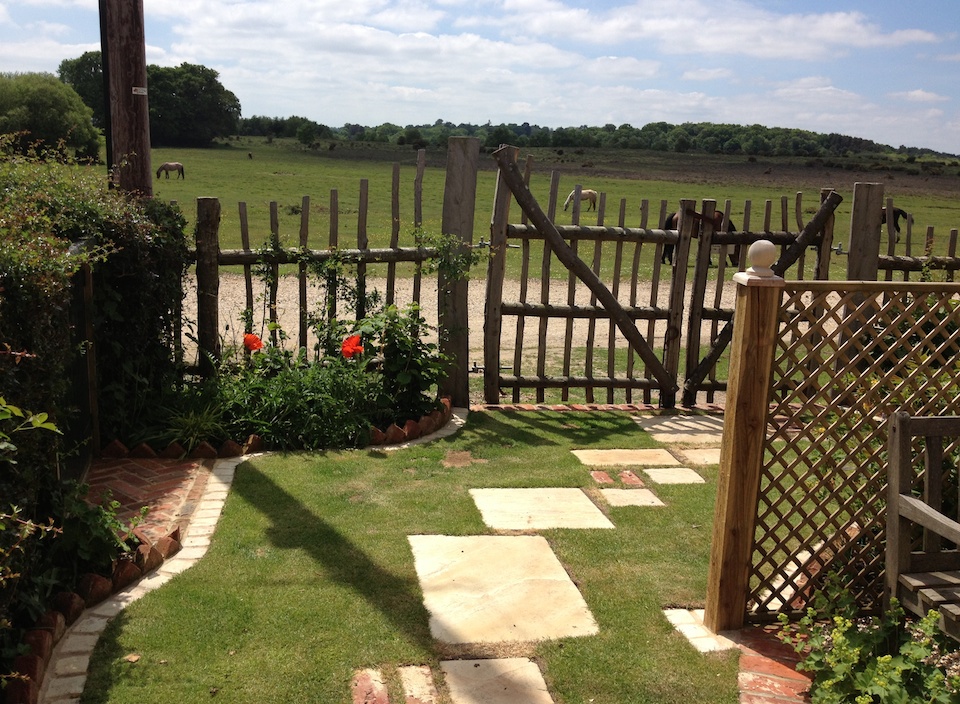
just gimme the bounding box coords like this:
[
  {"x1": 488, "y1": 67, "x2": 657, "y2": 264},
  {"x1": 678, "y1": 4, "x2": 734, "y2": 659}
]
[
  {"x1": 186, "y1": 141, "x2": 960, "y2": 413},
  {"x1": 484, "y1": 147, "x2": 840, "y2": 409}
]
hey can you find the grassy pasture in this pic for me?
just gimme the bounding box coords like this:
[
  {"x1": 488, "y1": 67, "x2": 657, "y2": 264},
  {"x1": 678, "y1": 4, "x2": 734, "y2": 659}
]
[{"x1": 151, "y1": 138, "x2": 960, "y2": 280}]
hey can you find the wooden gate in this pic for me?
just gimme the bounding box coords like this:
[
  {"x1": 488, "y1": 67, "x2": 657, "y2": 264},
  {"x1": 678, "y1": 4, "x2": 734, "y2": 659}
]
[{"x1": 483, "y1": 146, "x2": 834, "y2": 409}]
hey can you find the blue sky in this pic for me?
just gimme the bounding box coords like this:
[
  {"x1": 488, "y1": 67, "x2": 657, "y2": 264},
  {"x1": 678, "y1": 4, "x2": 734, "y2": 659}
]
[{"x1": 1, "y1": 0, "x2": 958, "y2": 154}]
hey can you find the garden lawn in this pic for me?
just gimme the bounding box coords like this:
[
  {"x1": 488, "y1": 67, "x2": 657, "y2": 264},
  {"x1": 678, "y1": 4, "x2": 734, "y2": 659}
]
[{"x1": 82, "y1": 410, "x2": 739, "y2": 704}]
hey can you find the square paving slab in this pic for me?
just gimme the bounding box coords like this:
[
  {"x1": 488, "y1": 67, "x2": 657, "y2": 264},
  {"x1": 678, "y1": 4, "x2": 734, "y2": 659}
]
[
  {"x1": 469, "y1": 488, "x2": 614, "y2": 530},
  {"x1": 643, "y1": 467, "x2": 705, "y2": 484},
  {"x1": 600, "y1": 488, "x2": 665, "y2": 507},
  {"x1": 408, "y1": 535, "x2": 599, "y2": 644},
  {"x1": 633, "y1": 415, "x2": 724, "y2": 445},
  {"x1": 571, "y1": 448, "x2": 678, "y2": 467},
  {"x1": 678, "y1": 448, "x2": 722, "y2": 465},
  {"x1": 441, "y1": 658, "x2": 555, "y2": 704}
]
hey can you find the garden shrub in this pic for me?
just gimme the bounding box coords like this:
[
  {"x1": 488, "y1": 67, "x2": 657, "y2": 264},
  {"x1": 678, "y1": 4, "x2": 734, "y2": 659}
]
[
  {"x1": 0, "y1": 139, "x2": 190, "y2": 445},
  {"x1": 1, "y1": 141, "x2": 185, "y2": 677},
  {"x1": 780, "y1": 573, "x2": 960, "y2": 702}
]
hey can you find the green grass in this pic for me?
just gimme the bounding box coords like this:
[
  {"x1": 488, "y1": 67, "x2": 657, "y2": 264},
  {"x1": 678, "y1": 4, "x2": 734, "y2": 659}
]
[
  {"x1": 147, "y1": 138, "x2": 960, "y2": 285},
  {"x1": 82, "y1": 410, "x2": 739, "y2": 704}
]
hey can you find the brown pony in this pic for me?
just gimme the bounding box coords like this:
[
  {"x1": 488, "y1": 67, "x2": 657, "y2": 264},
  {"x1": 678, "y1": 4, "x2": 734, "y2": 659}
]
[
  {"x1": 563, "y1": 189, "x2": 598, "y2": 211},
  {"x1": 661, "y1": 210, "x2": 739, "y2": 266},
  {"x1": 156, "y1": 162, "x2": 185, "y2": 179}
]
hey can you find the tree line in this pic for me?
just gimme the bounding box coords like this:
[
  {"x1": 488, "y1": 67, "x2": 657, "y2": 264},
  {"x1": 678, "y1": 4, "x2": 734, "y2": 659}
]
[{"x1": 239, "y1": 116, "x2": 950, "y2": 159}]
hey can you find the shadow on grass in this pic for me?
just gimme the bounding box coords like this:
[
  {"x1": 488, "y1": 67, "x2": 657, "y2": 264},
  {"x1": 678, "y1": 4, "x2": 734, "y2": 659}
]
[
  {"x1": 458, "y1": 409, "x2": 653, "y2": 449},
  {"x1": 229, "y1": 462, "x2": 436, "y2": 654}
]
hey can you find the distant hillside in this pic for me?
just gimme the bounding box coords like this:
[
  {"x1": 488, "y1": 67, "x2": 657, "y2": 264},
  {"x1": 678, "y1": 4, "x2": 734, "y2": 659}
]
[{"x1": 236, "y1": 117, "x2": 957, "y2": 160}]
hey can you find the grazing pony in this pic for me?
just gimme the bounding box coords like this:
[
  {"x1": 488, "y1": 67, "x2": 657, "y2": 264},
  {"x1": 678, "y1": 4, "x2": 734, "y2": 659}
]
[
  {"x1": 661, "y1": 210, "x2": 739, "y2": 266},
  {"x1": 156, "y1": 162, "x2": 185, "y2": 179},
  {"x1": 881, "y1": 206, "x2": 912, "y2": 242},
  {"x1": 563, "y1": 189, "x2": 598, "y2": 211}
]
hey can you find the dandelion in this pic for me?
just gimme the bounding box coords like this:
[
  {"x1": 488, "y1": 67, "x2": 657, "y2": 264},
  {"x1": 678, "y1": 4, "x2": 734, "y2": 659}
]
[
  {"x1": 243, "y1": 333, "x2": 264, "y2": 352},
  {"x1": 341, "y1": 334, "x2": 363, "y2": 359}
]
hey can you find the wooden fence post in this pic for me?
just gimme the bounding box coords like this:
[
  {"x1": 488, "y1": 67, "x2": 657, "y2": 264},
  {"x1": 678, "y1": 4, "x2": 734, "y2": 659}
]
[
  {"x1": 703, "y1": 240, "x2": 784, "y2": 633},
  {"x1": 847, "y1": 182, "x2": 884, "y2": 281},
  {"x1": 484, "y1": 146, "x2": 517, "y2": 403},
  {"x1": 196, "y1": 197, "x2": 221, "y2": 378},
  {"x1": 439, "y1": 136, "x2": 481, "y2": 407}
]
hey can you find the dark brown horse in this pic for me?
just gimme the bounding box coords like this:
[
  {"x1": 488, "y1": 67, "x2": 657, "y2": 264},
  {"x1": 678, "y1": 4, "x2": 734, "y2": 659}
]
[
  {"x1": 881, "y1": 207, "x2": 912, "y2": 241},
  {"x1": 661, "y1": 210, "x2": 739, "y2": 266}
]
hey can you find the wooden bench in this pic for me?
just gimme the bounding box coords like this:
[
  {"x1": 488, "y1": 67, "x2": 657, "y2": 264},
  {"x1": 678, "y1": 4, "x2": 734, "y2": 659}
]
[{"x1": 887, "y1": 412, "x2": 960, "y2": 639}]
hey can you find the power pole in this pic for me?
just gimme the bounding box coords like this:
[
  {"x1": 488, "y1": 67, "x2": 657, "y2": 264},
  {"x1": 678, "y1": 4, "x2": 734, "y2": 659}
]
[{"x1": 99, "y1": 0, "x2": 152, "y2": 196}]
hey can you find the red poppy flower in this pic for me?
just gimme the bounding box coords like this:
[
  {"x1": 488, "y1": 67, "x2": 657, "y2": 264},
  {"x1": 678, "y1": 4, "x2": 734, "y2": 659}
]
[
  {"x1": 243, "y1": 333, "x2": 264, "y2": 352},
  {"x1": 341, "y1": 334, "x2": 364, "y2": 359}
]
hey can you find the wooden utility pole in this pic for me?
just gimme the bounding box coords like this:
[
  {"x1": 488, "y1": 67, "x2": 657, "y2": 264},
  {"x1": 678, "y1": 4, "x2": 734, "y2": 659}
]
[{"x1": 100, "y1": 0, "x2": 152, "y2": 195}]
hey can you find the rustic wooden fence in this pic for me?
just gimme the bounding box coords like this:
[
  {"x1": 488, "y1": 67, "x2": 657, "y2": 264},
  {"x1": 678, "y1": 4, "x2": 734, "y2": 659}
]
[
  {"x1": 484, "y1": 147, "x2": 838, "y2": 409},
  {"x1": 190, "y1": 138, "x2": 481, "y2": 407},
  {"x1": 185, "y1": 140, "x2": 951, "y2": 418},
  {"x1": 704, "y1": 183, "x2": 960, "y2": 630}
]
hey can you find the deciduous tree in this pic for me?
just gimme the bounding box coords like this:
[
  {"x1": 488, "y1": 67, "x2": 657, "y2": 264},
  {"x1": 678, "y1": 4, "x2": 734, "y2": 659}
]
[{"x1": 0, "y1": 72, "x2": 100, "y2": 159}]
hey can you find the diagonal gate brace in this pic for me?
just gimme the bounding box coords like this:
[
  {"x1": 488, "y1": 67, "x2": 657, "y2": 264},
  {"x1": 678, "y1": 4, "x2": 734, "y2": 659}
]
[{"x1": 492, "y1": 145, "x2": 679, "y2": 407}]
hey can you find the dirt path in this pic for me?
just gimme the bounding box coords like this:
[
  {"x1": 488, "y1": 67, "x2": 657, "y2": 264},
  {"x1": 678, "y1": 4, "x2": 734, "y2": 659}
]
[{"x1": 185, "y1": 271, "x2": 735, "y2": 357}]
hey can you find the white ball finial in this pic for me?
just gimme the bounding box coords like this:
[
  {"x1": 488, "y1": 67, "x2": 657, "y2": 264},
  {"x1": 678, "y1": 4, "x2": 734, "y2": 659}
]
[{"x1": 747, "y1": 240, "x2": 777, "y2": 277}]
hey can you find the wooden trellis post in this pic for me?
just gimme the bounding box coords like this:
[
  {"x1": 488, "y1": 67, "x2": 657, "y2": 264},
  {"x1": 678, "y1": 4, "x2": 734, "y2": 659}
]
[
  {"x1": 703, "y1": 240, "x2": 785, "y2": 633},
  {"x1": 847, "y1": 182, "x2": 884, "y2": 281}
]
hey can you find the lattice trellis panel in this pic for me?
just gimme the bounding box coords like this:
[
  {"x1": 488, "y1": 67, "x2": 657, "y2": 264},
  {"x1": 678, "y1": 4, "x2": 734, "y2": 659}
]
[{"x1": 749, "y1": 282, "x2": 960, "y2": 620}]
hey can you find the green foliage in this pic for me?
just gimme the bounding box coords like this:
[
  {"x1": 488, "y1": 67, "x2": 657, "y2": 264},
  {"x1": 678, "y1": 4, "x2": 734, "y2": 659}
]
[
  {"x1": 209, "y1": 303, "x2": 446, "y2": 450},
  {"x1": 147, "y1": 62, "x2": 241, "y2": 147},
  {"x1": 57, "y1": 52, "x2": 241, "y2": 148},
  {"x1": 154, "y1": 242, "x2": 452, "y2": 451},
  {"x1": 354, "y1": 304, "x2": 448, "y2": 426},
  {"x1": 46, "y1": 485, "x2": 144, "y2": 584},
  {"x1": 57, "y1": 51, "x2": 106, "y2": 129},
  {"x1": 779, "y1": 574, "x2": 960, "y2": 703},
  {"x1": 214, "y1": 345, "x2": 383, "y2": 450},
  {"x1": 90, "y1": 196, "x2": 190, "y2": 442},
  {"x1": 0, "y1": 72, "x2": 100, "y2": 159},
  {"x1": 0, "y1": 148, "x2": 191, "y2": 444}
]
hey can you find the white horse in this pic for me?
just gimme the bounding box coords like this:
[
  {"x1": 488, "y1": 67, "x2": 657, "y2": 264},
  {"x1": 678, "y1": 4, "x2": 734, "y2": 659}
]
[
  {"x1": 563, "y1": 189, "x2": 598, "y2": 212},
  {"x1": 156, "y1": 162, "x2": 185, "y2": 179}
]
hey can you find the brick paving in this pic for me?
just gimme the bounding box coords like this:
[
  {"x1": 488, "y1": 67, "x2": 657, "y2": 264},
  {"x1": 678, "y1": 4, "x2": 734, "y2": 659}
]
[{"x1": 84, "y1": 456, "x2": 209, "y2": 544}]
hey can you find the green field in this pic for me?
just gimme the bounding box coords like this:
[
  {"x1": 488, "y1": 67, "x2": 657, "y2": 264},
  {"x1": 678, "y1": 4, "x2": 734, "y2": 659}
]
[{"x1": 149, "y1": 138, "x2": 960, "y2": 268}]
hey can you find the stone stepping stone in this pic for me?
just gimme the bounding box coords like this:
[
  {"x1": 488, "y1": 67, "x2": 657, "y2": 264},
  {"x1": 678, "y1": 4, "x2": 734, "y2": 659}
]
[
  {"x1": 678, "y1": 448, "x2": 722, "y2": 465},
  {"x1": 600, "y1": 489, "x2": 665, "y2": 507},
  {"x1": 408, "y1": 535, "x2": 599, "y2": 644},
  {"x1": 469, "y1": 488, "x2": 614, "y2": 530},
  {"x1": 643, "y1": 467, "x2": 705, "y2": 485},
  {"x1": 632, "y1": 415, "x2": 724, "y2": 445},
  {"x1": 441, "y1": 658, "x2": 555, "y2": 704},
  {"x1": 571, "y1": 448, "x2": 678, "y2": 467},
  {"x1": 663, "y1": 609, "x2": 737, "y2": 653}
]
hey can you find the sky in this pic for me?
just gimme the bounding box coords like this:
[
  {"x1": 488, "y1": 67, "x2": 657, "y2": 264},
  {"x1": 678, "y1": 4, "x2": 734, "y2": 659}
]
[{"x1": 1, "y1": 0, "x2": 959, "y2": 154}]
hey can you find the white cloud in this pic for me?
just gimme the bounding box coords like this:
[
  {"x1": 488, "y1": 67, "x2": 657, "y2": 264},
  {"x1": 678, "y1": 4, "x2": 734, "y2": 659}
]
[
  {"x1": 1, "y1": 0, "x2": 957, "y2": 153},
  {"x1": 25, "y1": 20, "x2": 71, "y2": 37},
  {"x1": 682, "y1": 67, "x2": 732, "y2": 81},
  {"x1": 0, "y1": 38, "x2": 100, "y2": 71},
  {"x1": 889, "y1": 89, "x2": 949, "y2": 103}
]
